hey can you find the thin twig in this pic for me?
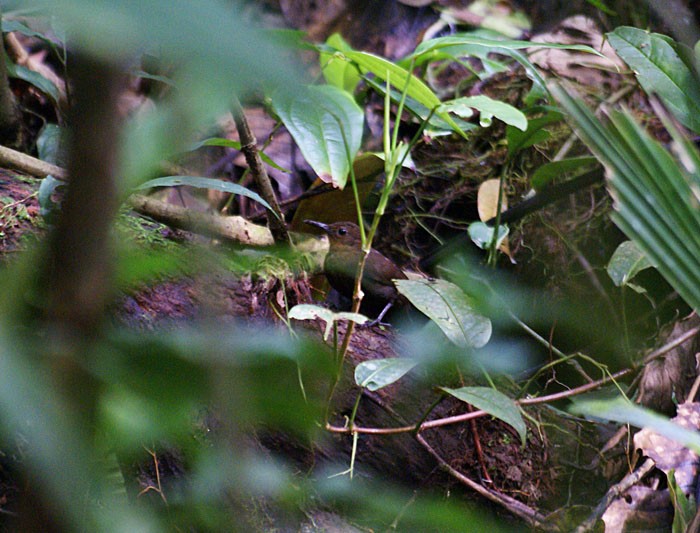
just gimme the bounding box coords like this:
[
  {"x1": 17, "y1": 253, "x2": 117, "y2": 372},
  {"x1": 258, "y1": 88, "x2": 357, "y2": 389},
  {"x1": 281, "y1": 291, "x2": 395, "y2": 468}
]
[{"x1": 326, "y1": 369, "x2": 631, "y2": 435}]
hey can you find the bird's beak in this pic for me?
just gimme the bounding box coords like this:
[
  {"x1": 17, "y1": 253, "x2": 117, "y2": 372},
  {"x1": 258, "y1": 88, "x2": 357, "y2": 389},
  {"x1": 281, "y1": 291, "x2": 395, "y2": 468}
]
[{"x1": 304, "y1": 219, "x2": 331, "y2": 234}]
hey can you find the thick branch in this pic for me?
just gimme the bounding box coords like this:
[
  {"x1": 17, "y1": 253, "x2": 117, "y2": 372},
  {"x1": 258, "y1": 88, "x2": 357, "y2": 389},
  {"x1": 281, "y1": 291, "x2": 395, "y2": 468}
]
[{"x1": 129, "y1": 194, "x2": 273, "y2": 246}]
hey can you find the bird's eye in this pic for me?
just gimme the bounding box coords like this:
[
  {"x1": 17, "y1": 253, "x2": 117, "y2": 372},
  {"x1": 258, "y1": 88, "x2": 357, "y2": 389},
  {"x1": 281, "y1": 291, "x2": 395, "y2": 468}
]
[{"x1": 338, "y1": 228, "x2": 347, "y2": 236}]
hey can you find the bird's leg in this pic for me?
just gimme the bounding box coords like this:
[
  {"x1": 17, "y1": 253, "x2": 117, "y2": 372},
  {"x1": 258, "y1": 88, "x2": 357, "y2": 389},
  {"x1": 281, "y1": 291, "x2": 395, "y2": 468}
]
[{"x1": 362, "y1": 301, "x2": 394, "y2": 328}]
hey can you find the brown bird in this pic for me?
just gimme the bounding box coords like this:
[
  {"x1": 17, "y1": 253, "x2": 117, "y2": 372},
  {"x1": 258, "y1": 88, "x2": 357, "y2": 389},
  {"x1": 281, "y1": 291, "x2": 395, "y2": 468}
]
[{"x1": 304, "y1": 220, "x2": 407, "y2": 324}]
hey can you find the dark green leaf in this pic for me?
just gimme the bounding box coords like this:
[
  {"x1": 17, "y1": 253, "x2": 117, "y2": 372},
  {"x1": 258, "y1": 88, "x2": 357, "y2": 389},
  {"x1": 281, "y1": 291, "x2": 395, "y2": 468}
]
[
  {"x1": 6, "y1": 59, "x2": 60, "y2": 103},
  {"x1": 530, "y1": 156, "x2": 598, "y2": 190},
  {"x1": 607, "y1": 27, "x2": 700, "y2": 133}
]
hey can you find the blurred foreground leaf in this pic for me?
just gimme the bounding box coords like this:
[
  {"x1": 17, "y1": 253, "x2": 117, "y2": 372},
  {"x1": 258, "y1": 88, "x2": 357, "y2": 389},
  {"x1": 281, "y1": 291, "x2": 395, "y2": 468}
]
[{"x1": 396, "y1": 278, "x2": 492, "y2": 348}]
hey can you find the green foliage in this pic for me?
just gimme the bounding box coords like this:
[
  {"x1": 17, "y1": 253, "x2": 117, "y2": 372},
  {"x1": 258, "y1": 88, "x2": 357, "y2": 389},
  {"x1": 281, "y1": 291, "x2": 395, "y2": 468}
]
[
  {"x1": 191, "y1": 137, "x2": 290, "y2": 172},
  {"x1": 607, "y1": 27, "x2": 700, "y2": 133},
  {"x1": 395, "y1": 278, "x2": 492, "y2": 348},
  {"x1": 606, "y1": 240, "x2": 654, "y2": 288},
  {"x1": 354, "y1": 357, "x2": 418, "y2": 391},
  {"x1": 272, "y1": 84, "x2": 364, "y2": 188},
  {"x1": 137, "y1": 176, "x2": 277, "y2": 216},
  {"x1": 570, "y1": 397, "x2": 700, "y2": 454},
  {"x1": 440, "y1": 95, "x2": 527, "y2": 130},
  {"x1": 530, "y1": 156, "x2": 598, "y2": 190},
  {"x1": 442, "y1": 386, "x2": 527, "y2": 446},
  {"x1": 553, "y1": 83, "x2": 700, "y2": 312}
]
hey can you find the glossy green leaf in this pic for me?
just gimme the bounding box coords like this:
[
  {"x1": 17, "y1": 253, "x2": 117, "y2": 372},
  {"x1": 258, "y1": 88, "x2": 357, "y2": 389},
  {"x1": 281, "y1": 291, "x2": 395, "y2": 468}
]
[
  {"x1": 272, "y1": 84, "x2": 363, "y2": 188},
  {"x1": 355, "y1": 357, "x2": 417, "y2": 391},
  {"x1": 606, "y1": 240, "x2": 655, "y2": 287},
  {"x1": 288, "y1": 304, "x2": 368, "y2": 341},
  {"x1": 441, "y1": 95, "x2": 527, "y2": 131},
  {"x1": 530, "y1": 156, "x2": 598, "y2": 190},
  {"x1": 343, "y1": 50, "x2": 468, "y2": 139},
  {"x1": 395, "y1": 278, "x2": 492, "y2": 348},
  {"x1": 320, "y1": 33, "x2": 362, "y2": 93},
  {"x1": 607, "y1": 27, "x2": 700, "y2": 133},
  {"x1": 442, "y1": 386, "x2": 526, "y2": 445},
  {"x1": 570, "y1": 396, "x2": 700, "y2": 454},
  {"x1": 137, "y1": 176, "x2": 276, "y2": 216}
]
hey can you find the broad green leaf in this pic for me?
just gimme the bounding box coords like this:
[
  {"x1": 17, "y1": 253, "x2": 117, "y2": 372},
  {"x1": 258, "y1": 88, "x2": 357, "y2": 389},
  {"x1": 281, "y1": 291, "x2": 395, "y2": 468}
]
[
  {"x1": 442, "y1": 386, "x2": 526, "y2": 445},
  {"x1": 272, "y1": 84, "x2": 363, "y2": 188},
  {"x1": 606, "y1": 240, "x2": 654, "y2": 287},
  {"x1": 343, "y1": 50, "x2": 469, "y2": 139},
  {"x1": 570, "y1": 396, "x2": 700, "y2": 454},
  {"x1": 395, "y1": 279, "x2": 491, "y2": 348},
  {"x1": 468, "y1": 221, "x2": 508, "y2": 250},
  {"x1": 36, "y1": 123, "x2": 64, "y2": 166},
  {"x1": 530, "y1": 156, "x2": 598, "y2": 190},
  {"x1": 288, "y1": 304, "x2": 367, "y2": 341},
  {"x1": 440, "y1": 95, "x2": 527, "y2": 131},
  {"x1": 355, "y1": 358, "x2": 417, "y2": 391},
  {"x1": 3, "y1": 19, "x2": 52, "y2": 39},
  {"x1": 607, "y1": 27, "x2": 700, "y2": 133},
  {"x1": 320, "y1": 33, "x2": 362, "y2": 93},
  {"x1": 190, "y1": 137, "x2": 290, "y2": 172},
  {"x1": 137, "y1": 176, "x2": 276, "y2": 216},
  {"x1": 38, "y1": 174, "x2": 64, "y2": 223},
  {"x1": 6, "y1": 60, "x2": 60, "y2": 104}
]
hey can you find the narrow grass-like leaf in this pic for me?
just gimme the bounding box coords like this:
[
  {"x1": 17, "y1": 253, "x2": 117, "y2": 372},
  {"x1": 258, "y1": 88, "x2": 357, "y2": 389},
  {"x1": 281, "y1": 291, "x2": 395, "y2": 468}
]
[
  {"x1": 343, "y1": 51, "x2": 468, "y2": 139},
  {"x1": 190, "y1": 137, "x2": 290, "y2": 172},
  {"x1": 137, "y1": 176, "x2": 276, "y2": 216},
  {"x1": 552, "y1": 83, "x2": 700, "y2": 311}
]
